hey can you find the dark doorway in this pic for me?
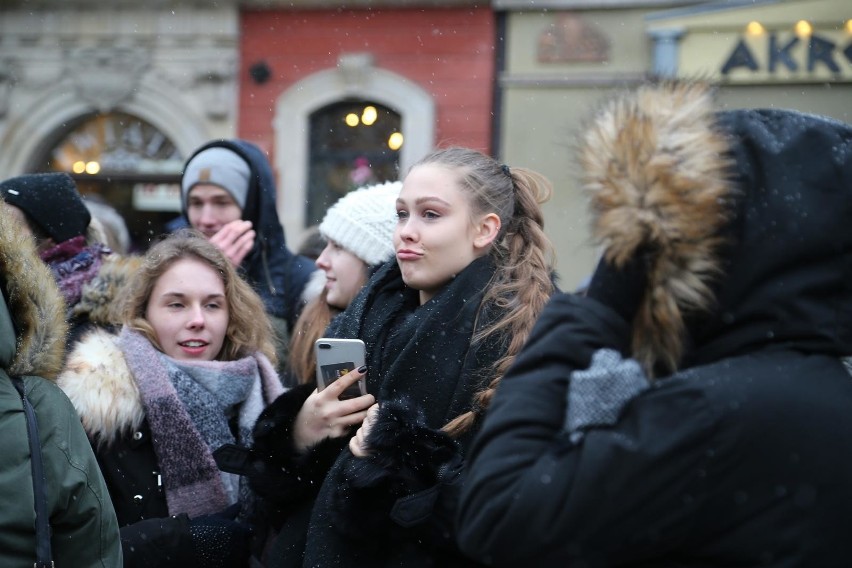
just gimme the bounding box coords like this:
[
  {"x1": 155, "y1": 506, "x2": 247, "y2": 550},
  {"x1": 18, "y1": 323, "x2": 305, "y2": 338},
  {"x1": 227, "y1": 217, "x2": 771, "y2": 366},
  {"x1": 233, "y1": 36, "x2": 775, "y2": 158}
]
[{"x1": 306, "y1": 101, "x2": 402, "y2": 226}]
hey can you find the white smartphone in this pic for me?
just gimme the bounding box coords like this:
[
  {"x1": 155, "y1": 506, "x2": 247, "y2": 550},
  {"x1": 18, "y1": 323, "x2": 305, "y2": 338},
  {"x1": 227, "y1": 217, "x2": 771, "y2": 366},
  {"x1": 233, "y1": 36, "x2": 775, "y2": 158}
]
[{"x1": 314, "y1": 338, "x2": 367, "y2": 400}]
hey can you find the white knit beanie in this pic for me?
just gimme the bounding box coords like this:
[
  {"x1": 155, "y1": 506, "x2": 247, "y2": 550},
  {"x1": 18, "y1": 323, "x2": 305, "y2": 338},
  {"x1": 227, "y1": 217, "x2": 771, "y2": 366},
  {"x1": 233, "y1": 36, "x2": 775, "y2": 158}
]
[
  {"x1": 181, "y1": 147, "x2": 251, "y2": 209},
  {"x1": 319, "y1": 181, "x2": 402, "y2": 266}
]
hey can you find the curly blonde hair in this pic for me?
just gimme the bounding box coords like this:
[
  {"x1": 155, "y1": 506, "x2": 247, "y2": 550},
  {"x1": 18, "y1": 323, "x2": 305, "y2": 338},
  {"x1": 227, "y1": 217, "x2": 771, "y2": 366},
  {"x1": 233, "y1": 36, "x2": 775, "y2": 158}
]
[{"x1": 120, "y1": 230, "x2": 277, "y2": 364}]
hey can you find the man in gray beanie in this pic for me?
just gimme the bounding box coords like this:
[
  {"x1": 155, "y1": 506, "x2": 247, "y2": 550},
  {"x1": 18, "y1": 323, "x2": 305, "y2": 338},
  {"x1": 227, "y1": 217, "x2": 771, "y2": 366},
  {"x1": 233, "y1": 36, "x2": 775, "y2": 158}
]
[
  {"x1": 181, "y1": 139, "x2": 317, "y2": 338},
  {"x1": 182, "y1": 145, "x2": 256, "y2": 267}
]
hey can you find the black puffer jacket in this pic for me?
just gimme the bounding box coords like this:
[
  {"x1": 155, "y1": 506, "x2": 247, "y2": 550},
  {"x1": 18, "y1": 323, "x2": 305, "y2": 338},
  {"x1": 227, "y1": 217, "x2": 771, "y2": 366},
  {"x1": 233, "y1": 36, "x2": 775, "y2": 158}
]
[{"x1": 457, "y1": 82, "x2": 852, "y2": 567}]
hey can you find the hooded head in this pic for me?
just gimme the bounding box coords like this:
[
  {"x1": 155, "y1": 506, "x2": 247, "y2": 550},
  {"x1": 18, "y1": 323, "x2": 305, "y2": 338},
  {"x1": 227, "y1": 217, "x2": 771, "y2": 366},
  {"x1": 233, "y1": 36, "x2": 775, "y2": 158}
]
[
  {"x1": 0, "y1": 195, "x2": 68, "y2": 378},
  {"x1": 580, "y1": 80, "x2": 852, "y2": 376},
  {"x1": 0, "y1": 172, "x2": 91, "y2": 245}
]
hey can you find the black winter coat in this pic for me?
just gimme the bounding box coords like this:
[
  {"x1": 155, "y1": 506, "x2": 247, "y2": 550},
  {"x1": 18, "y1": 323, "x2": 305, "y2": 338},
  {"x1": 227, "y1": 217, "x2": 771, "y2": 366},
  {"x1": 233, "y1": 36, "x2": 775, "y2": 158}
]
[
  {"x1": 250, "y1": 256, "x2": 509, "y2": 568},
  {"x1": 58, "y1": 332, "x2": 198, "y2": 567},
  {"x1": 459, "y1": 294, "x2": 852, "y2": 567},
  {"x1": 457, "y1": 83, "x2": 852, "y2": 566},
  {"x1": 96, "y1": 420, "x2": 196, "y2": 567}
]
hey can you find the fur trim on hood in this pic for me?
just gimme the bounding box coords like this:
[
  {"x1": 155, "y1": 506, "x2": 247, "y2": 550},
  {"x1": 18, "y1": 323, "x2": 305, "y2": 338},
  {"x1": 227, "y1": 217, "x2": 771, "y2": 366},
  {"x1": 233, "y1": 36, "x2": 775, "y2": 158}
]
[
  {"x1": 0, "y1": 199, "x2": 68, "y2": 379},
  {"x1": 58, "y1": 329, "x2": 144, "y2": 446},
  {"x1": 580, "y1": 80, "x2": 852, "y2": 375},
  {"x1": 580, "y1": 80, "x2": 735, "y2": 376},
  {"x1": 73, "y1": 254, "x2": 142, "y2": 326}
]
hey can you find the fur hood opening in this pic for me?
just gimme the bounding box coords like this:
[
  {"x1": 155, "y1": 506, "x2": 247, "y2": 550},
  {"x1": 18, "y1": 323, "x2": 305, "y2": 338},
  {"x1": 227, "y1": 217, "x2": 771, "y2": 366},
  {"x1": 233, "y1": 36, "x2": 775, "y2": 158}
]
[
  {"x1": 0, "y1": 200, "x2": 68, "y2": 379},
  {"x1": 580, "y1": 79, "x2": 852, "y2": 376}
]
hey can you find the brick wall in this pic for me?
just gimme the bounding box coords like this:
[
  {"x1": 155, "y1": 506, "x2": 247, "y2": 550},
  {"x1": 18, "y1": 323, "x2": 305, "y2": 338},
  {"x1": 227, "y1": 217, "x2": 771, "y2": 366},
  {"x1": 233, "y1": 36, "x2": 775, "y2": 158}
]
[{"x1": 239, "y1": 7, "x2": 495, "y2": 157}]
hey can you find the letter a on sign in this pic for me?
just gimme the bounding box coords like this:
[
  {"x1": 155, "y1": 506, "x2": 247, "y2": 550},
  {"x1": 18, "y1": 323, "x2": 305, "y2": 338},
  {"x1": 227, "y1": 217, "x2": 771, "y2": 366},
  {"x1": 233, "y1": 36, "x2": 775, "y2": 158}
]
[{"x1": 721, "y1": 39, "x2": 759, "y2": 75}]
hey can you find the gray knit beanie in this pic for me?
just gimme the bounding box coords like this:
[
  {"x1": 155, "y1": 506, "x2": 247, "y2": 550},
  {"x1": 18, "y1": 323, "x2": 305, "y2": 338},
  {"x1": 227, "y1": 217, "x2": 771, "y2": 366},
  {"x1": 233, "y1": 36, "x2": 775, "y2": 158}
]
[
  {"x1": 181, "y1": 147, "x2": 251, "y2": 209},
  {"x1": 319, "y1": 181, "x2": 402, "y2": 266}
]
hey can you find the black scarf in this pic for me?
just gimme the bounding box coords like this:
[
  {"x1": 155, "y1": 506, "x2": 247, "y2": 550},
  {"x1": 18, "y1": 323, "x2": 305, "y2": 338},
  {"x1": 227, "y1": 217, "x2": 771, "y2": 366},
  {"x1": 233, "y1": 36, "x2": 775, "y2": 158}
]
[
  {"x1": 329, "y1": 254, "x2": 499, "y2": 428},
  {"x1": 296, "y1": 255, "x2": 504, "y2": 568}
]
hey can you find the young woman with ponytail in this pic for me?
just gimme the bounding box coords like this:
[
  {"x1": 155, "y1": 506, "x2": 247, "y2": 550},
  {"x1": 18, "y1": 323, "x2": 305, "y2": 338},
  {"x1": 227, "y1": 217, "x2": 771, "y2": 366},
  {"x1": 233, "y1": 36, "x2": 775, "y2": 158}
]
[{"x1": 248, "y1": 147, "x2": 557, "y2": 568}]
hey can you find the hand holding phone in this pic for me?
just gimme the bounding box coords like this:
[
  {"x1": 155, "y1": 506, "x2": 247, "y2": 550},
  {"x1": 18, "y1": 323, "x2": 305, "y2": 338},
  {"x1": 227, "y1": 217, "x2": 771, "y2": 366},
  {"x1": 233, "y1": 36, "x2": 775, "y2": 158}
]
[
  {"x1": 315, "y1": 338, "x2": 367, "y2": 400},
  {"x1": 293, "y1": 346, "x2": 374, "y2": 450}
]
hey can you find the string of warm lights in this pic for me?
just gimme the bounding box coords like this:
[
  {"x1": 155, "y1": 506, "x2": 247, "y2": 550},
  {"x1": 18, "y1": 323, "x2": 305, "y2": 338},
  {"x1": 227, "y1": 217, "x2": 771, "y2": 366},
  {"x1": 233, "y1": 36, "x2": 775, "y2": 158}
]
[
  {"x1": 343, "y1": 105, "x2": 404, "y2": 151},
  {"x1": 745, "y1": 18, "x2": 852, "y2": 36},
  {"x1": 72, "y1": 160, "x2": 101, "y2": 175}
]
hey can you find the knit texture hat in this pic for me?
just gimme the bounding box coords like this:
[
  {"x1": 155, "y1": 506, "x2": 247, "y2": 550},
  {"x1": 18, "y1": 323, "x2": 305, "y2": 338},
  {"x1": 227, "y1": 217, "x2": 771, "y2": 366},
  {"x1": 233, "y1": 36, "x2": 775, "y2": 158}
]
[
  {"x1": 182, "y1": 146, "x2": 252, "y2": 209},
  {"x1": 0, "y1": 172, "x2": 90, "y2": 244},
  {"x1": 319, "y1": 181, "x2": 402, "y2": 266}
]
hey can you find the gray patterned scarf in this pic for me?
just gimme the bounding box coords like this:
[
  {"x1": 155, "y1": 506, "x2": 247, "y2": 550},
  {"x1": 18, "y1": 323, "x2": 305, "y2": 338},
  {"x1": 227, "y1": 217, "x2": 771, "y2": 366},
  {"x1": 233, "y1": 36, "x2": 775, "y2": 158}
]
[{"x1": 118, "y1": 326, "x2": 284, "y2": 518}]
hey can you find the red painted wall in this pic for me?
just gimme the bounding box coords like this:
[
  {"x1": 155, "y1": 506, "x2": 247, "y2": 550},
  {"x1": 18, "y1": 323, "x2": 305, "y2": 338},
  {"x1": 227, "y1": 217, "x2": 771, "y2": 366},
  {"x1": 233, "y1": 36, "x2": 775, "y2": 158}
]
[{"x1": 239, "y1": 7, "x2": 495, "y2": 158}]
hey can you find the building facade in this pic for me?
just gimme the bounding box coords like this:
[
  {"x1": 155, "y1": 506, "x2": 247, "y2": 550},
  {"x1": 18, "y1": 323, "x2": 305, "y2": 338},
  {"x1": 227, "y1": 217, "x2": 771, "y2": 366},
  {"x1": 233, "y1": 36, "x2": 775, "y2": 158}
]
[
  {"x1": 1, "y1": 0, "x2": 848, "y2": 275},
  {"x1": 0, "y1": 1, "x2": 242, "y2": 246},
  {"x1": 496, "y1": 0, "x2": 851, "y2": 287},
  {"x1": 238, "y1": 4, "x2": 495, "y2": 243},
  {"x1": 0, "y1": 0, "x2": 494, "y2": 251}
]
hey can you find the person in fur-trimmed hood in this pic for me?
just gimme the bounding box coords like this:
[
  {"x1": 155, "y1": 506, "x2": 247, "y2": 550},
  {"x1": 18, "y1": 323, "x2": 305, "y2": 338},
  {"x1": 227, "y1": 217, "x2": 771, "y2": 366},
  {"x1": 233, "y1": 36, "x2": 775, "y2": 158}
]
[
  {"x1": 58, "y1": 231, "x2": 286, "y2": 568},
  {"x1": 457, "y1": 80, "x2": 852, "y2": 566},
  {"x1": 245, "y1": 147, "x2": 557, "y2": 568},
  {"x1": 0, "y1": 194, "x2": 121, "y2": 566},
  {"x1": 0, "y1": 172, "x2": 140, "y2": 350}
]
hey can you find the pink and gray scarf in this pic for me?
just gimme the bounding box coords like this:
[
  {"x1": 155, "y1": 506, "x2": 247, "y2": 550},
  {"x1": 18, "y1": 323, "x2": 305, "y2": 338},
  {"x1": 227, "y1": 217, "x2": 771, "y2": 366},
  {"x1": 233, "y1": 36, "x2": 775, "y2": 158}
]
[
  {"x1": 40, "y1": 235, "x2": 110, "y2": 308},
  {"x1": 118, "y1": 326, "x2": 285, "y2": 518}
]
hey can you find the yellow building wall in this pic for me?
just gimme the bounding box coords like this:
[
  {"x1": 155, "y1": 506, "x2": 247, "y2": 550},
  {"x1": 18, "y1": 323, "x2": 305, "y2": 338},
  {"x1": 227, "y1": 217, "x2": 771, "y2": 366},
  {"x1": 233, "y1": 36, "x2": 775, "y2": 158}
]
[
  {"x1": 501, "y1": 9, "x2": 654, "y2": 289},
  {"x1": 501, "y1": 1, "x2": 851, "y2": 290}
]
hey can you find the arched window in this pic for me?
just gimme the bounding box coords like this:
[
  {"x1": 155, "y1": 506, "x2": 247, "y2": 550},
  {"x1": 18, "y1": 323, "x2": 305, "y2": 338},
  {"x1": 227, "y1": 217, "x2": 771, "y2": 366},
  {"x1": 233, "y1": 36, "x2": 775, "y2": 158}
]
[
  {"x1": 306, "y1": 101, "x2": 402, "y2": 225},
  {"x1": 40, "y1": 112, "x2": 184, "y2": 250},
  {"x1": 274, "y1": 55, "x2": 435, "y2": 245}
]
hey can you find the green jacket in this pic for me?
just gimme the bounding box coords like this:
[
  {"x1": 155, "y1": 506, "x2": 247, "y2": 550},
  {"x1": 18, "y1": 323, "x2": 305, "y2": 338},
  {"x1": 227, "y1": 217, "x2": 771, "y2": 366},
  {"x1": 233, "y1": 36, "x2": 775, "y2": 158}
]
[{"x1": 0, "y1": 202, "x2": 122, "y2": 567}]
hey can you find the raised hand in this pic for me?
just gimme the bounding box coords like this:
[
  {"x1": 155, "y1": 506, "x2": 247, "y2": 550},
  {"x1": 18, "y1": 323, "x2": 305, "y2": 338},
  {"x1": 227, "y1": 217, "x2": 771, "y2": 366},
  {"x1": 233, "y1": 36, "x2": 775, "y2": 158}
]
[
  {"x1": 209, "y1": 219, "x2": 256, "y2": 267},
  {"x1": 293, "y1": 366, "x2": 375, "y2": 451}
]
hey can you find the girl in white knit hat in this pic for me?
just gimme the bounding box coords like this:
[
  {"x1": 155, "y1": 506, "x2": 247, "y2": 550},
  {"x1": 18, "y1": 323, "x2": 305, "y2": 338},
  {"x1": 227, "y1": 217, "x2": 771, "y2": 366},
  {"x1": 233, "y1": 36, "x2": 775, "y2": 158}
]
[{"x1": 286, "y1": 180, "x2": 402, "y2": 387}]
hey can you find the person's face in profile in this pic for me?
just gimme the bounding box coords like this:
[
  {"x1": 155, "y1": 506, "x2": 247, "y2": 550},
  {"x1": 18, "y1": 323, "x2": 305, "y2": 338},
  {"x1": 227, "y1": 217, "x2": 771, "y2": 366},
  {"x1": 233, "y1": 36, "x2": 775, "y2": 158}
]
[
  {"x1": 315, "y1": 239, "x2": 368, "y2": 310},
  {"x1": 145, "y1": 257, "x2": 229, "y2": 361},
  {"x1": 186, "y1": 184, "x2": 243, "y2": 239}
]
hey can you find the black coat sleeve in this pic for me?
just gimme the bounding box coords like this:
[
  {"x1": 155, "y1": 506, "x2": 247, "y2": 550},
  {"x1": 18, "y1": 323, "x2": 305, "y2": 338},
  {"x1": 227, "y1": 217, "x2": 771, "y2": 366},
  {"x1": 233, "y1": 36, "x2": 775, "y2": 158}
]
[
  {"x1": 247, "y1": 384, "x2": 349, "y2": 524},
  {"x1": 324, "y1": 398, "x2": 464, "y2": 547},
  {"x1": 119, "y1": 514, "x2": 196, "y2": 568},
  {"x1": 456, "y1": 293, "x2": 718, "y2": 566}
]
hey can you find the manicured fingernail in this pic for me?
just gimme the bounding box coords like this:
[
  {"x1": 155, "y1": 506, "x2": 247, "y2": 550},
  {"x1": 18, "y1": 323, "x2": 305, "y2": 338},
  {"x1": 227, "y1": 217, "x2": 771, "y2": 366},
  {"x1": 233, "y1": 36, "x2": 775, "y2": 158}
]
[{"x1": 357, "y1": 365, "x2": 367, "y2": 373}]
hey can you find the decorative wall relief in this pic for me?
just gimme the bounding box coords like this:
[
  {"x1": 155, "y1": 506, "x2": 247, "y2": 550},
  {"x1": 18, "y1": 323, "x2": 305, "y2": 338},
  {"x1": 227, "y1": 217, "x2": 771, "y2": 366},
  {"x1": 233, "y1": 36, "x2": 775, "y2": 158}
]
[
  {"x1": 538, "y1": 14, "x2": 610, "y2": 63},
  {"x1": 67, "y1": 46, "x2": 150, "y2": 112}
]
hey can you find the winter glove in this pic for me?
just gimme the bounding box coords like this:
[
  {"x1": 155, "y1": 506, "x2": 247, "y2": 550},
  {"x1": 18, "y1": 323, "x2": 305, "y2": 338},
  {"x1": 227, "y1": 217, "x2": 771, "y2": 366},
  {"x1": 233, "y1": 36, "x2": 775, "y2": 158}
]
[
  {"x1": 585, "y1": 250, "x2": 650, "y2": 323},
  {"x1": 188, "y1": 504, "x2": 253, "y2": 568}
]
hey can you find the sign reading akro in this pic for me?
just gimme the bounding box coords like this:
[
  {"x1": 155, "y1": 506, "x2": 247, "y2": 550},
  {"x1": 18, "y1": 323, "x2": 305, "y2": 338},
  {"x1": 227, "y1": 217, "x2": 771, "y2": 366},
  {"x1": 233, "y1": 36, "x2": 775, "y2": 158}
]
[{"x1": 678, "y1": 28, "x2": 852, "y2": 83}]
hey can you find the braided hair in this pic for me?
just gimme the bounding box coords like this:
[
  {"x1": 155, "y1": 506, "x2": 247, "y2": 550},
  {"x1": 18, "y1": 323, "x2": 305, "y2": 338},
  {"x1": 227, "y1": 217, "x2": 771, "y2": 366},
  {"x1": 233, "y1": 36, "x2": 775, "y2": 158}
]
[{"x1": 411, "y1": 148, "x2": 556, "y2": 437}]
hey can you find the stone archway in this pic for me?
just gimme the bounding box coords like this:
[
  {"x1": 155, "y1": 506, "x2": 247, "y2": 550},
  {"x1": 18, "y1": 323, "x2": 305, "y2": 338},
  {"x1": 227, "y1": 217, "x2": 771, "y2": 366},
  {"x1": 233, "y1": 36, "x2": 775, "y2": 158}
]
[{"x1": 0, "y1": 79, "x2": 210, "y2": 176}]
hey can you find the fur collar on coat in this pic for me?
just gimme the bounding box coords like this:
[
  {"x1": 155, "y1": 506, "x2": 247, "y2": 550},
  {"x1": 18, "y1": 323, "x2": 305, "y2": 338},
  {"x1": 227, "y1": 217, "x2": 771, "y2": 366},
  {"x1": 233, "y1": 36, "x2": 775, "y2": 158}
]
[
  {"x1": 72, "y1": 254, "x2": 142, "y2": 327},
  {"x1": 0, "y1": 199, "x2": 67, "y2": 378},
  {"x1": 58, "y1": 329, "x2": 145, "y2": 447}
]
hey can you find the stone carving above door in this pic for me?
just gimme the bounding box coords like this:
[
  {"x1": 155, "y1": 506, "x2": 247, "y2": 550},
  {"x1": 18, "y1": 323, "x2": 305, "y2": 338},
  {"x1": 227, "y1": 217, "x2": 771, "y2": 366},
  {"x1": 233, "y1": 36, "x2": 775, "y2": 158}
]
[{"x1": 67, "y1": 46, "x2": 151, "y2": 112}]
